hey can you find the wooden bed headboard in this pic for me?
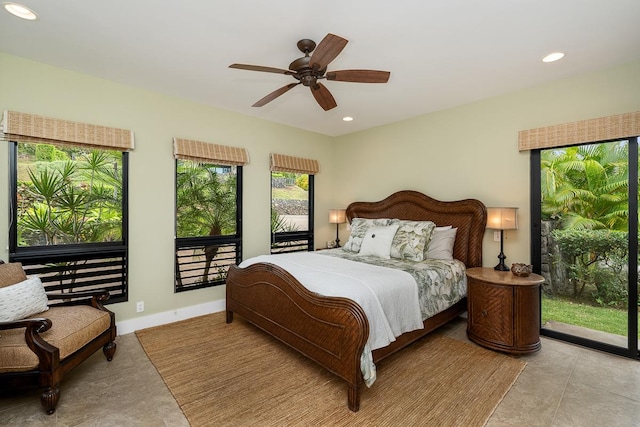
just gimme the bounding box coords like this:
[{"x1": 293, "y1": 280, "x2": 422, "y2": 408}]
[{"x1": 345, "y1": 190, "x2": 487, "y2": 268}]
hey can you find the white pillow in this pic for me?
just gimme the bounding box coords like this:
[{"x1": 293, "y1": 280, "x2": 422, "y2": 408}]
[
  {"x1": 358, "y1": 224, "x2": 400, "y2": 259},
  {"x1": 435, "y1": 225, "x2": 452, "y2": 231},
  {"x1": 343, "y1": 218, "x2": 394, "y2": 253},
  {"x1": 0, "y1": 276, "x2": 49, "y2": 322},
  {"x1": 425, "y1": 227, "x2": 457, "y2": 260}
]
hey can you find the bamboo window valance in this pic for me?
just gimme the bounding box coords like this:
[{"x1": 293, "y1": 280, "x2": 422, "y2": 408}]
[
  {"x1": 173, "y1": 138, "x2": 249, "y2": 166},
  {"x1": 1, "y1": 110, "x2": 135, "y2": 151},
  {"x1": 270, "y1": 153, "x2": 319, "y2": 174},
  {"x1": 518, "y1": 111, "x2": 640, "y2": 151}
]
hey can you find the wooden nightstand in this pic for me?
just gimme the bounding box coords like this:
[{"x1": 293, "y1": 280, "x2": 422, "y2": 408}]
[{"x1": 466, "y1": 267, "x2": 544, "y2": 354}]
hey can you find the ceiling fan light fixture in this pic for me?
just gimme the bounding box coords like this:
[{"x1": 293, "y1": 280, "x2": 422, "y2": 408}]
[
  {"x1": 542, "y1": 52, "x2": 565, "y2": 63},
  {"x1": 3, "y1": 2, "x2": 37, "y2": 20}
]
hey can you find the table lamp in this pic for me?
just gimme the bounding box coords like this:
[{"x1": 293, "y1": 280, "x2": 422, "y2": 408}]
[
  {"x1": 329, "y1": 209, "x2": 346, "y2": 247},
  {"x1": 486, "y1": 207, "x2": 518, "y2": 271}
]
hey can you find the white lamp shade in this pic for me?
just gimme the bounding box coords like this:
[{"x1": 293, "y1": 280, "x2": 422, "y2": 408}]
[
  {"x1": 486, "y1": 207, "x2": 518, "y2": 230},
  {"x1": 329, "y1": 209, "x2": 346, "y2": 224}
]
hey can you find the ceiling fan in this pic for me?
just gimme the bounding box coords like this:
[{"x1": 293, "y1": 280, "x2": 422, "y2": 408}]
[{"x1": 229, "y1": 33, "x2": 390, "y2": 111}]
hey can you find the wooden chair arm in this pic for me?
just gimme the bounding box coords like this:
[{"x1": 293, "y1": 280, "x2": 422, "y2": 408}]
[
  {"x1": 0, "y1": 317, "x2": 52, "y2": 333},
  {"x1": 0, "y1": 317, "x2": 58, "y2": 366},
  {"x1": 46, "y1": 289, "x2": 111, "y2": 310}
]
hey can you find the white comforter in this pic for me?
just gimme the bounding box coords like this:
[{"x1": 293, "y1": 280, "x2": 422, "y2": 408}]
[{"x1": 239, "y1": 252, "x2": 424, "y2": 385}]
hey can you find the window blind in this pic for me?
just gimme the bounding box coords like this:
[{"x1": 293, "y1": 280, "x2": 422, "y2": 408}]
[
  {"x1": 270, "y1": 153, "x2": 319, "y2": 174},
  {"x1": 518, "y1": 111, "x2": 640, "y2": 151},
  {"x1": 173, "y1": 138, "x2": 249, "y2": 166},
  {"x1": 1, "y1": 110, "x2": 134, "y2": 151}
]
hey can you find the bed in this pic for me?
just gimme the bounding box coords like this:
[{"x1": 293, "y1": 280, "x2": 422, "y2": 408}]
[{"x1": 226, "y1": 190, "x2": 486, "y2": 411}]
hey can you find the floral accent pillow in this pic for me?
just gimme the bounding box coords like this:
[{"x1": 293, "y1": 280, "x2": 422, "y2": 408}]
[
  {"x1": 342, "y1": 218, "x2": 394, "y2": 253},
  {"x1": 390, "y1": 220, "x2": 436, "y2": 262}
]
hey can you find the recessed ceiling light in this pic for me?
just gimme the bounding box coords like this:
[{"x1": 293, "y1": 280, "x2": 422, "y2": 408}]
[
  {"x1": 542, "y1": 52, "x2": 565, "y2": 63},
  {"x1": 342, "y1": 116, "x2": 353, "y2": 122},
  {"x1": 3, "y1": 2, "x2": 37, "y2": 20}
]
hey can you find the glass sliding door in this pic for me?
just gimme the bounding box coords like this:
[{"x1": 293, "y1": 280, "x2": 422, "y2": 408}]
[{"x1": 533, "y1": 138, "x2": 639, "y2": 358}]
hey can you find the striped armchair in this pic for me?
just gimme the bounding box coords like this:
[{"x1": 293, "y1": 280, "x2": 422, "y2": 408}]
[{"x1": 0, "y1": 261, "x2": 117, "y2": 414}]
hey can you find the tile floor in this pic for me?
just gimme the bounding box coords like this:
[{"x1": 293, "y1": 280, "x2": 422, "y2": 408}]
[{"x1": 1, "y1": 316, "x2": 639, "y2": 426}]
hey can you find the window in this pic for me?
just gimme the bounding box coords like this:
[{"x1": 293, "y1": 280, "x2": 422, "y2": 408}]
[
  {"x1": 532, "y1": 140, "x2": 639, "y2": 358},
  {"x1": 9, "y1": 143, "x2": 129, "y2": 302},
  {"x1": 521, "y1": 111, "x2": 640, "y2": 359},
  {"x1": 270, "y1": 153, "x2": 317, "y2": 253},
  {"x1": 175, "y1": 161, "x2": 242, "y2": 291},
  {"x1": 173, "y1": 138, "x2": 247, "y2": 292},
  {"x1": 5, "y1": 111, "x2": 133, "y2": 303}
]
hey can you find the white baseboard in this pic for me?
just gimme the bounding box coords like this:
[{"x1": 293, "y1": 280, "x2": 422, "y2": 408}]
[{"x1": 116, "y1": 298, "x2": 226, "y2": 335}]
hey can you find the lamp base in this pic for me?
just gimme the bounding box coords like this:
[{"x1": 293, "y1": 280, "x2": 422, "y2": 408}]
[
  {"x1": 494, "y1": 262, "x2": 510, "y2": 271},
  {"x1": 494, "y1": 230, "x2": 510, "y2": 271},
  {"x1": 494, "y1": 251, "x2": 509, "y2": 271}
]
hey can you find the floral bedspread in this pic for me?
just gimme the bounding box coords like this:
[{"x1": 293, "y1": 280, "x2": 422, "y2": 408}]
[
  {"x1": 318, "y1": 248, "x2": 468, "y2": 321},
  {"x1": 317, "y1": 248, "x2": 467, "y2": 386}
]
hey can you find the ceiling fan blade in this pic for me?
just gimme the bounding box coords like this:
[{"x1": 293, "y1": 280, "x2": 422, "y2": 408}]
[
  {"x1": 326, "y1": 69, "x2": 390, "y2": 83},
  {"x1": 309, "y1": 34, "x2": 348, "y2": 71},
  {"x1": 252, "y1": 83, "x2": 300, "y2": 107},
  {"x1": 229, "y1": 63, "x2": 292, "y2": 75},
  {"x1": 310, "y1": 83, "x2": 337, "y2": 111}
]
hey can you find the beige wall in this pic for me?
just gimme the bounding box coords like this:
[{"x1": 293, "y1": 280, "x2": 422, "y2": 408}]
[
  {"x1": 2, "y1": 51, "x2": 640, "y2": 324},
  {"x1": 0, "y1": 52, "x2": 335, "y2": 323},
  {"x1": 332, "y1": 59, "x2": 640, "y2": 269}
]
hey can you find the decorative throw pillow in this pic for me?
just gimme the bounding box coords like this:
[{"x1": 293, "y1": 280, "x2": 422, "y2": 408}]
[
  {"x1": 358, "y1": 224, "x2": 400, "y2": 259},
  {"x1": 425, "y1": 227, "x2": 458, "y2": 260},
  {"x1": 0, "y1": 276, "x2": 49, "y2": 322},
  {"x1": 390, "y1": 220, "x2": 436, "y2": 262},
  {"x1": 343, "y1": 218, "x2": 394, "y2": 253},
  {"x1": 0, "y1": 262, "x2": 28, "y2": 288}
]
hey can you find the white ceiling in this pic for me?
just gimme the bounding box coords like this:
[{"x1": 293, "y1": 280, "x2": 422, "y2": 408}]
[{"x1": 1, "y1": 1, "x2": 639, "y2": 137}]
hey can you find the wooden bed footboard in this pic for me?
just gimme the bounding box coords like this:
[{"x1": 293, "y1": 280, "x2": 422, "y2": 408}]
[{"x1": 226, "y1": 262, "x2": 369, "y2": 411}]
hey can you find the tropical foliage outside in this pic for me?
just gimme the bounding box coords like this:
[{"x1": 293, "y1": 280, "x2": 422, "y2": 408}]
[
  {"x1": 175, "y1": 161, "x2": 237, "y2": 238},
  {"x1": 541, "y1": 140, "x2": 637, "y2": 338},
  {"x1": 17, "y1": 143, "x2": 123, "y2": 247}
]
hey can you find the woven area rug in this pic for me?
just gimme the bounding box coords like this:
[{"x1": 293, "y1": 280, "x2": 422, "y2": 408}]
[{"x1": 136, "y1": 312, "x2": 525, "y2": 427}]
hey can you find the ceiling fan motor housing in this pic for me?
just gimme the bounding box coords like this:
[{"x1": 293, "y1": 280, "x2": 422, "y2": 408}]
[
  {"x1": 289, "y1": 56, "x2": 311, "y2": 72},
  {"x1": 290, "y1": 38, "x2": 326, "y2": 86},
  {"x1": 290, "y1": 55, "x2": 326, "y2": 87}
]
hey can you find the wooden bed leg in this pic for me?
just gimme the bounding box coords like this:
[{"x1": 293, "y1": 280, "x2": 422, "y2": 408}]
[
  {"x1": 226, "y1": 310, "x2": 233, "y2": 324},
  {"x1": 348, "y1": 384, "x2": 361, "y2": 412}
]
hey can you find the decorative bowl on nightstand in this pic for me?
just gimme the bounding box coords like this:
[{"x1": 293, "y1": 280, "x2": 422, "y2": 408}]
[{"x1": 511, "y1": 263, "x2": 533, "y2": 277}]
